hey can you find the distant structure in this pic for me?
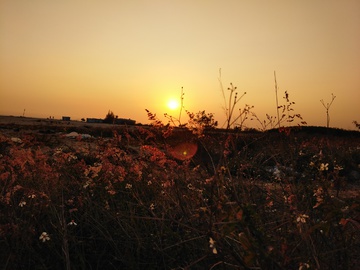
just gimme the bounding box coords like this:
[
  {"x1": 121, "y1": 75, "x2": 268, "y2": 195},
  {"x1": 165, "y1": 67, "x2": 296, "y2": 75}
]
[
  {"x1": 86, "y1": 118, "x2": 103, "y2": 123},
  {"x1": 86, "y1": 117, "x2": 135, "y2": 125},
  {"x1": 62, "y1": 116, "x2": 71, "y2": 121},
  {"x1": 114, "y1": 118, "x2": 136, "y2": 125}
]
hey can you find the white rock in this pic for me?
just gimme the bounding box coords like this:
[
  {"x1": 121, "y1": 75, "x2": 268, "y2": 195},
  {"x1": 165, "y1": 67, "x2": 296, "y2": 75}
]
[
  {"x1": 65, "y1": 132, "x2": 79, "y2": 138},
  {"x1": 11, "y1": 137, "x2": 22, "y2": 143},
  {"x1": 81, "y1": 134, "x2": 92, "y2": 139}
]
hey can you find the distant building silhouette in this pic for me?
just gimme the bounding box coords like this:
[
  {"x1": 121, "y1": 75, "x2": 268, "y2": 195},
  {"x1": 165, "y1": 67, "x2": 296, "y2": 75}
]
[
  {"x1": 86, "y1": 117, "x2": 136, "y2": 125},
  {"x1": 86, "y1": 118, "x2": 103, "y2": 123},
  {"x1": 114, "y1": 118, "x2": 136, "y2": 125}
]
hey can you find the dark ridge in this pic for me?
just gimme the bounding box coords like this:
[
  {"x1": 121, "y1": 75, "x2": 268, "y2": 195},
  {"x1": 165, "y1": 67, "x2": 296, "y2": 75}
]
[{"x1": 266, "y1": 126, "x2": 360, "y2": 137}]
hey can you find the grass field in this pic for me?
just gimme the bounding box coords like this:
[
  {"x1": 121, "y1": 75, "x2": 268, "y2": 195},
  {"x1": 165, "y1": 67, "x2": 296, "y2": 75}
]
[{"x1": 0, "y1": 116, "x2": 359, "y2": 269}]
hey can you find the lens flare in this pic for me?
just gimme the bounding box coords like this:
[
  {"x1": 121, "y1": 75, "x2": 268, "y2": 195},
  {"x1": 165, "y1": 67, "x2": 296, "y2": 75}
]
[{"x1": 168, "y1": 142, "x2": 198, "y2": 161}]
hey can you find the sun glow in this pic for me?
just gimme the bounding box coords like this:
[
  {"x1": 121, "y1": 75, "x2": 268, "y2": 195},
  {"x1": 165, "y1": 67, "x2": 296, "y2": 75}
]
[{"x1": 167, "y1": 99, "x2": 180, "y2": 110}]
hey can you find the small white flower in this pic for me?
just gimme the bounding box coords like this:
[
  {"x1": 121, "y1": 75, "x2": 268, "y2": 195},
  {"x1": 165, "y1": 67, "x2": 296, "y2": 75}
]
[
  {"x1": 299, "y1": 262, "x2": 310, "y2": 269},
  {"x1": 296, "y1": 214, "x2": 309, "y2": 224},
  {"x1": 19, "y1": 201, "x2": 26, "y2": 207},
  {"x1": 334, "y1": 165, "x2": 343, "y2": 171},
  {"x1": 149, "y1": 203, "x2": 155, "y2": 211},
  {"x1": 39, "y1": 232, "x2": 50, "y2": 242},
  {"x1": 313, "y1": 187, "x2": 324, "y2": 197},
  {"x1": 209, "y1": 237, "x2": 218, "y2": 254},
  {"x1": 83, "y1": 179, "x2": 91, "y2": 189},
  {"x1": 53, "y1": 147, "x2": 63, "y2": 155},
  {"x1": 28, "y1": 194, "x2": 36, "y2": 199},
  {"x1": 319, "y1": 163, "x2": 329, "y2": 171},
  {"x1": 104, "y1": 201, "x2": 110, "y2": 210},
  {"x1": 67, "y1": 154, "x2": 77, "y2": 161},
  {"x1": 147, "y1": 180, "x2": 152, "y2": 185},
  {"x1": 125, "y1": 183, "x2": 132, "y2": 189},
  {"x1": 68, "y1": 220, "x2": 77, "y2": 226}
]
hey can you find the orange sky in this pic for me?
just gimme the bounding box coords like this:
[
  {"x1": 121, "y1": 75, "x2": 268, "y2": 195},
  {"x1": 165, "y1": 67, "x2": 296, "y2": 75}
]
[{"x1": 1, "y1": 0, "x2": 359, "y2": 130}]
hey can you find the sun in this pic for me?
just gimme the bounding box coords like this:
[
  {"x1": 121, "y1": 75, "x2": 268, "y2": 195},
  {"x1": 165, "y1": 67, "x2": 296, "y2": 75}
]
[{"x1": 167, "y1": 99, "x2": 180, "y2": 110}]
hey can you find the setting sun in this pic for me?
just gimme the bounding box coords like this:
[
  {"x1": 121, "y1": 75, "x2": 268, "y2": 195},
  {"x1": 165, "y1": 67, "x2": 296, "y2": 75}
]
[{"x1": 167, "y1": 99, "x2": 180, "y2": 110}]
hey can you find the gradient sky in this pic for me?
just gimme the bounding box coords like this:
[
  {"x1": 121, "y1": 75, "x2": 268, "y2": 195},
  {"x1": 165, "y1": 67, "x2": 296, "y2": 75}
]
[{"x1": 1, "y1": 0, "x2": 359, "y2": 129}]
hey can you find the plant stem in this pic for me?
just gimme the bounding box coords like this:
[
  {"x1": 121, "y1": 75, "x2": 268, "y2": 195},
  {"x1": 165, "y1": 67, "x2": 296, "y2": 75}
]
[
  {"x1": 274, "y1": 71, "x2": 280, "y2": 128},
  {"x1": 178, "y1": 87, "x2": 184, "y2": 126}
]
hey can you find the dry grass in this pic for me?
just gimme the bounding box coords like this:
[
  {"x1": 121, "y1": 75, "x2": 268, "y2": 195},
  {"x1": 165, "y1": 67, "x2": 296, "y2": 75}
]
[{"x1": 0, "y1": 115, "x2": 359, "y2": 269}]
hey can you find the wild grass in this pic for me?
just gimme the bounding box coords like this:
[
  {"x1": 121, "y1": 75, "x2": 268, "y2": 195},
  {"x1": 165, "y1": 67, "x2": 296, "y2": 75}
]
[
  {"x1": 320, "y1": 93, "x2": 336, "y2": 128},
  {"x1": 0, "y1": 79, "x2": 359, "y2": 269}
]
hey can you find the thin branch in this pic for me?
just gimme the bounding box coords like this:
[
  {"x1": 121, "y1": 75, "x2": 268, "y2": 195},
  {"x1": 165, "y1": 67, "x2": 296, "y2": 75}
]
[{"x1": 274, "y1": 71, "x2": 281, "y2": 128}]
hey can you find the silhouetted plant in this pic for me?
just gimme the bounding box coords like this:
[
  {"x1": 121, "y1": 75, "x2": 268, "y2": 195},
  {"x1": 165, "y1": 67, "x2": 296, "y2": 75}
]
[
  {"x1": 145, "y1": 109, "x2": 174, "y2": 139},
  {"x1": 279, "y1": 90, "x2": 306, "y2": 126},
  {"x1": 178, "y1": 86, "x2": 185, "y2": 125},
  {"x1": 103, "y1": 110, "x2": 116, "y2": 124},
  {"x1": 218, "y1": 69, "x2": 252, "y2": 129},
  {"x1": 320, "y1": 93, "x2": 336, "y2": 128},
  {"x1": 274, "y1": 71, "x2": 281, "y2": 128},
  {"x1": 164, "y1": 87, "x2": 185, "y2": 127},
  {"x1": 145, "y1": 109, "x2": 163, "y2": 127},
  {"x1": 353, "y1": 120, "x2": 360, "y2": 130},
  {"x1": 251, "y1": 90, "x2": 306, "y2": 131},
  {"x1": 250, "y1": 112, "x2": 278, "y2": 131},
  {"x1": 186, "y1": 110, "x2": 218, "y2": 136}
]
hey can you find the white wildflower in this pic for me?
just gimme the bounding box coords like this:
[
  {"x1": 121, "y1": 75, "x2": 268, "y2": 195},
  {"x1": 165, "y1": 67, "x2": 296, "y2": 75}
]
[
  {"x1": 209, "y1": 237, "x2": 218, "y2": 254},
  {"x1": 53, "y1": 147, "x2": 63, "y2": 155},
  {"x1": 39, "y1": 232, "x2": 50, "y2": 242},
  {"x1": 299, "y1": 262, "x2": 310, "y2": 270},
  {"x1": 296, "y1": 214, "x2": 309, "y2": 224},
  {"x1": 149, "y1": 203, "x2": 155, "y2": 211},
  {"x1": 334, "y1": 164, "x2": 343, "y2": 171},
  {"x1": 319, "y1": 163, "x2": 329, "y2": 171},
  {"x1": 67, "y1": 154, "x2": 77, "y2": 161},
  {"x1": 18, "y1": 201, "x2": 26, "y2": 207},
  {"x1": 83, "y1": 179, "x2": 92, "y2": 189},
  {"x1": 68, "y1": 220, "x2": 77, "y2": 226}
]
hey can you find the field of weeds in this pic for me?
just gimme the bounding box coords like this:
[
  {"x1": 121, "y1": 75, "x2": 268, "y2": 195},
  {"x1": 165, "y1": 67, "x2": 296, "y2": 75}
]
[{"x1": 0, "y1": 118, "x2": 359, "y2": 269}]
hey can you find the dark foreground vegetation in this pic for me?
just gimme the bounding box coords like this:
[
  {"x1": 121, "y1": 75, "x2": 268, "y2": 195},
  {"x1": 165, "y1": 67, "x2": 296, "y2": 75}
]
[{"x1": 0, "y1": 121, "x2": 359, "y2": 269}]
